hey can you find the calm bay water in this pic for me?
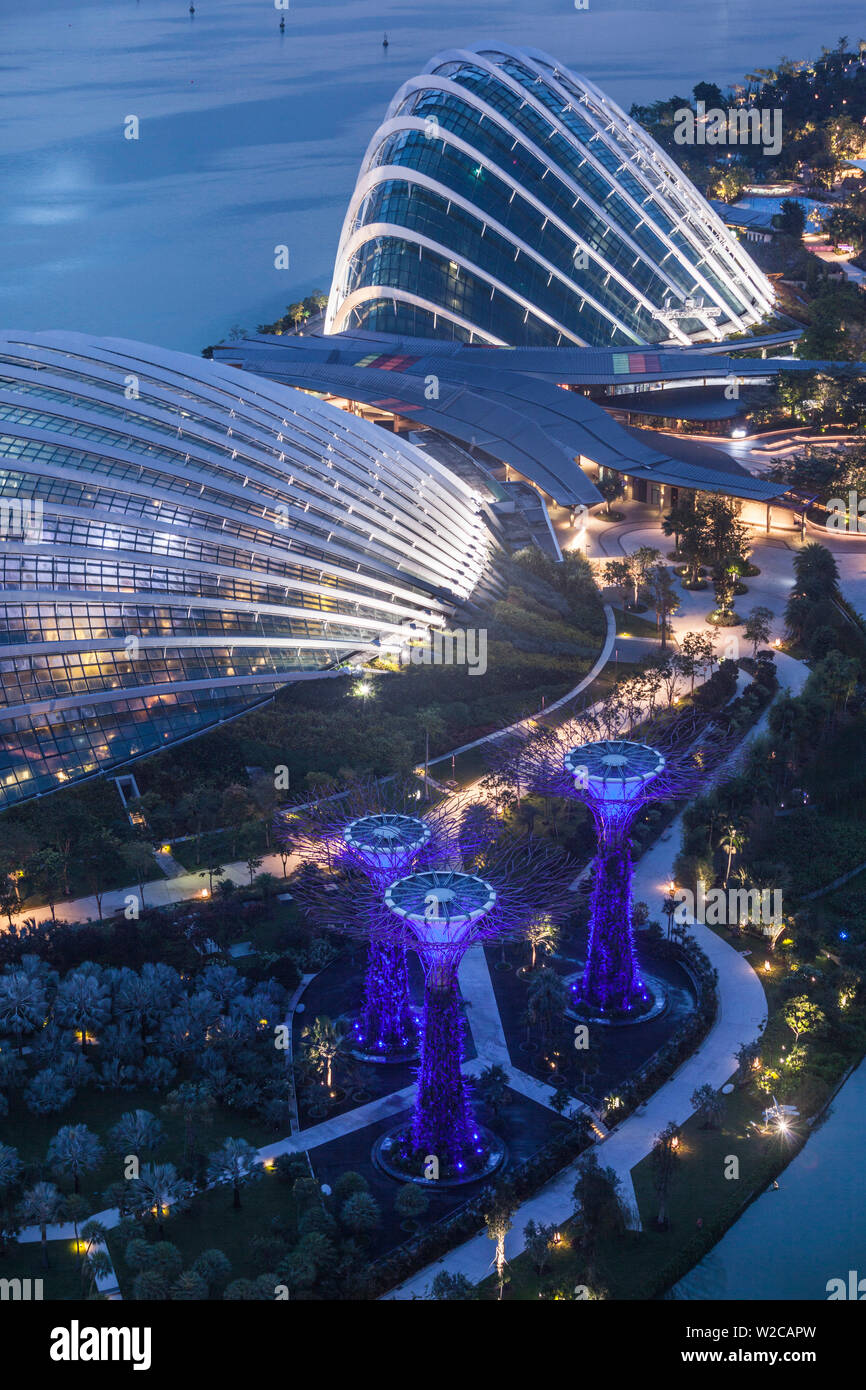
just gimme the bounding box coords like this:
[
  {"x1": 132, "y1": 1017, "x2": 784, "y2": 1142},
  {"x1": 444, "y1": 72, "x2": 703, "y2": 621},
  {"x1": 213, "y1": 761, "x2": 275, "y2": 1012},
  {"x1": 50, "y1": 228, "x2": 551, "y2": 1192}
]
[
  {"x1": 1, "y1": 0, "x2": 865, "y2": 351},
  {"x1": 674, "y1": 1058, "x2": 866, "y2": 1301}
]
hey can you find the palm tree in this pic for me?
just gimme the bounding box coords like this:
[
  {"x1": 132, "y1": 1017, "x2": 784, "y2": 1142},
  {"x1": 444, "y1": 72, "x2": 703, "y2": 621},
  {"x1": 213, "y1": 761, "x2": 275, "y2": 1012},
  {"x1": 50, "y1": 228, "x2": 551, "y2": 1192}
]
[
  {"x1": 524, "y1": 968, "x2": 569, "y2": 1050},
  {"x1": 720, "y1": 823, "x2": 745, "y2": 886},
  {"x1": 108, "y1": 1109, "x2": 165, "y2": 1159},
  {"x1": 131, "y1": 1163, "x2": 192, "y2": 1238},
  {"x1": 18, "y1": 1181, "x2": 63, "y2": 1268},
  {"x1": 0, "y1": 970, "x2": 47, "y2": 1055},
  {"x1": 47, "y1": 1124, "x2": 104, "y2": 1195},
  {"x1": 301, "y1": 1015, "x2": 344, "y2": 1091},
  {"x1": 526, "y1": 914, "x2": 558, "y2": 971},
  {"x1": 162, "y1": 1082, "x2": 215, "y2": 1164},
  {"x1": 651, "y1": 1122, "x2": 680, "y2": 1229},
  {"x1": 56, "y1": 967, "x2": 111, "y2": 1048},
  {"x1": 206, "y1": 1137, "x2": 263, "y2": 1210}
]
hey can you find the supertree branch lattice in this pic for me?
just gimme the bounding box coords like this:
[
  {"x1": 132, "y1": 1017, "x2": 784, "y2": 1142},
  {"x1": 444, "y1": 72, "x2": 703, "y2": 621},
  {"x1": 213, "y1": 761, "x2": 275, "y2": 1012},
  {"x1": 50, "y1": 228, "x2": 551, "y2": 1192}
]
[
  {"x1": 298, "y1": 839, "x2": 577, "y2": 1176},
  {"x1": 491, "y1": 710, "x2": 737, "y2": 1015},
  {"x1": 276, "y1": 779, "x2": 500, "y2": 1057}
]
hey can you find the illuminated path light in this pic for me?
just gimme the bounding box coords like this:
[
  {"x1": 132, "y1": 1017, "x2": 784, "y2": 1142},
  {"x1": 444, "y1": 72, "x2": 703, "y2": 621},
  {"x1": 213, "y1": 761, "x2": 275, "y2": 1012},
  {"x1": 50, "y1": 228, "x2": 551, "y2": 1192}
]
[{"x1": 564, "y1": 740, "x2": 665, "y2": 1014}]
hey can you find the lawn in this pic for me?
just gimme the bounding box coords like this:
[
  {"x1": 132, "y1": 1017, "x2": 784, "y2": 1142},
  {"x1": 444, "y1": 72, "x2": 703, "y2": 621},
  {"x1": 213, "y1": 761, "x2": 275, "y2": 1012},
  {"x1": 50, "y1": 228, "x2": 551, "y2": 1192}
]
[
  {"x1": 106, "y1": 1169, "x2": 300, "y2": 1295},
  {"x1": 0, "y1": 1235, "x2": 85, "y2": 1301},
  {"x1": 4, "y1": 1079, "x2": 280, "y2": 1209},
  {"x1": 499, "y1": 1086, "x2": 791, "y2": 1301}
]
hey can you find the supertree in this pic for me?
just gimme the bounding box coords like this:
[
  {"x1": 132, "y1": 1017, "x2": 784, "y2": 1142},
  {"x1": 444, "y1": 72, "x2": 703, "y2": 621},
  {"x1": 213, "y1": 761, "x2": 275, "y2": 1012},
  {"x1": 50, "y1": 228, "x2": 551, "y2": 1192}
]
[
  {"x1": 297, "y1": 838, "x2": 577, "y2": 1180},
  {"x1": 492, "y1": 708, "x2": 736, "y2": 1017},
  {"x1": 276, "y1": 780, "x2": 499, "y2": 1059}
]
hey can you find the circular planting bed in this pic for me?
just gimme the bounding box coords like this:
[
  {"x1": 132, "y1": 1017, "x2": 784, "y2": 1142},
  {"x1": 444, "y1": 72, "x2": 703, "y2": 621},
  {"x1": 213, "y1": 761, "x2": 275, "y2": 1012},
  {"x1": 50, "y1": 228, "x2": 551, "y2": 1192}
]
[
  {"x1": 373, "y1": 1124, "x2": 506, "y2": 1187},
  {"x1": 707, "y1": 610, "x2": 744, "y2": 627},
  {"x1": 567, "y1": 972, "x2": 668, "y2": 1028},
  {"x1": 346, "y1": 1011, "x2": 421, "y2": 1065}
]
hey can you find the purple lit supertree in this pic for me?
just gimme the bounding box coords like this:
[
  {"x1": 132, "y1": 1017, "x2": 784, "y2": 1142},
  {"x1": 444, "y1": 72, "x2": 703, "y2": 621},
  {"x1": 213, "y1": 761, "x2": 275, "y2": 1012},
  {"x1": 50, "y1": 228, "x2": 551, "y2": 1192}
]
[
  {"x1": 493, "y1": 710, "x2": 736, "y2": 1016},
  {"x1": 276, "y1": 781, "x2": 499, "y2": 1059},
  {"x1": 297, "y1": 840, "x2": 577, "y2": 1179}
]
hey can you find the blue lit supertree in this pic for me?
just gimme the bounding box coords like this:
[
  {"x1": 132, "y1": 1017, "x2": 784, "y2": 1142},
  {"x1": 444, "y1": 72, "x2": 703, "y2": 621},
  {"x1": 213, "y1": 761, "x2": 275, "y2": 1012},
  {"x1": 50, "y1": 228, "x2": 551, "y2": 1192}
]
[
  {"x1": 277, "y1": 782, "x2": 498, "y2": 1059},
  {"x1": 494, "y1": 710, "x2": 734, "y2": 1016},
  {"x1": 297, "y1": 839, "x2": 577, "y2": 1180}
]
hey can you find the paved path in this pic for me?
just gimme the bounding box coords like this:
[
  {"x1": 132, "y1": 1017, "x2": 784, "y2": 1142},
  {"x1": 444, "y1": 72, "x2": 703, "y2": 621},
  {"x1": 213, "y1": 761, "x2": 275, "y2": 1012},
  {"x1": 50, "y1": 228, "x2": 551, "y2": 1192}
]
[{"x1": 382, "y1": 651, "x2": 809, "y2": 1298}]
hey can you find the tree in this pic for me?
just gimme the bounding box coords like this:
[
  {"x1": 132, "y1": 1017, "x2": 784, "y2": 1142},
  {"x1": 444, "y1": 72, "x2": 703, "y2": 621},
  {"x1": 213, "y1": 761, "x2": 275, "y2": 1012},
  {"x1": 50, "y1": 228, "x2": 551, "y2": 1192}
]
[
  {"x1": 120, "y1": 840, "x2": 156, "y2": 910},
  {"x1": 130, "y1": 1163, "x2": 192, "y2": 1237},
  {"x1": 597, "y1": 473, "x2": 623, "y2": 516},
  {"x1": 0, "y1": 1143, "x2": 22, "y2": 1196},
  {"x1": 429, "y1": 1270, "x2": 478, "y2": 1300},
  {"x1": 774, "y1": 199, "x2": 806, "y2": 238},
  {"x1": 18, "y1": 1182, "x2": 63, "y2": 1267},
  {"x1": 523, "y1": 1218, "x2": 557, "y2": 1277},
  {"x1": 571, "y1": 1153, "x2": 627, "y2": 1278},
  {"x1": 340, "y1": 1191, "x2": 381, "y2": 1240},
  {"x1": 783, "y1": 995, "x2": 827, "y2": 1042},
  {"x1": 237, "y1": 823, "x2": 264, "y2": 884},
  {"x1": 47, "y1": 1125, "x2": 104, "y2": 1195},
  {"x1": 78, "y1": 828, "x2": 122, "y2": 920},
  {"x1": 207, "y1": 1138, "x2": 263, "y2": 1210},
  {"x1": 628, "y1": 545, "x2": 662, "y2": 606},
  {"x1": 475, "y1": 1063, "x2": 510, "y2": 1119},
  {"x1": 27, "y1": 849, "x2": 65, "y2": 921},
  {"x1": 171, "y1": 1270, "x2": 209, "y2": 1300},
  {"x1": 0, "y1": 969, "x2": 47, "y2": 1055},
  {"x1": 720, "y1": 821, "x2": 745, "y2": 886},
  {"x1": 162, "y1": 1082, "x2": 215, "y2": 1164},
  {"x1": 108, "y1": 1109, "x2": 165, "y2": 1159},
  {"x1": 651, "y1": 1121, "x2": 680, "y2": 1229},
  {"x1": 485, "y1": 1187, "x2": 515, "y2": 1300},
  {"x1": 691, "y1": 1083, "x2": 725, "y2": 1129},
  {"x1": 648, "y1": 564, "x2": 680, "y2": 649},
  {"x1": 222, "y1": 784, "x2": 256, "y2": 858},
  {"x1": 603, "y1": 557, "x2": 632, "y2": 607},
  {"x1": 417, "y1": 705, "x2": 445, "y2": 797},
  {"x1": 301, "y1": 1015, "x2": 344, "y2": 1090},
  {"x1": 524, "y1": 968, "x2": 569, "y2": 1050},
  {"x1": 56, "y1": 966, "x2": 111, "y2": 1048},
  {"x1": 394, "y1": 1183, "x2": 429, "y2": 1230},
  {"x1": 526, "y1": 913, "x2": 559, "y2": 970},
  {"x1": 743, "y1": 605, "x2": 774, "y2": 657},
  {"x1": 191, "y1": 1248, "x2": 232, "y2": 1295}
]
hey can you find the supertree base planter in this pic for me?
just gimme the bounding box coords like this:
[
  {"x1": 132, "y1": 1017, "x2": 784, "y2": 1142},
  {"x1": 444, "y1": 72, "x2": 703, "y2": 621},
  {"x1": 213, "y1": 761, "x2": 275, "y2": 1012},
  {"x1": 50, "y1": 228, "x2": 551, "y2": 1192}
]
[{"x1": 373, "y1": 1123, "x2": 505, "y2": 1187}]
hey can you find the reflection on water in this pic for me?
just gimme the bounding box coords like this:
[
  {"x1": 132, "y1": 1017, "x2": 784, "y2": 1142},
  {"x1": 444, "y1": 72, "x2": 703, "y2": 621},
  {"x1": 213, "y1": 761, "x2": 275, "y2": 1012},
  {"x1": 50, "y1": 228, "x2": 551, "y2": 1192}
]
[
  {"x1": 1, "y1": 0, "x2": 863, "y2": 349},
  {"x1": 673, "y1": 1058, "x2": 866, "y2": 1300}
]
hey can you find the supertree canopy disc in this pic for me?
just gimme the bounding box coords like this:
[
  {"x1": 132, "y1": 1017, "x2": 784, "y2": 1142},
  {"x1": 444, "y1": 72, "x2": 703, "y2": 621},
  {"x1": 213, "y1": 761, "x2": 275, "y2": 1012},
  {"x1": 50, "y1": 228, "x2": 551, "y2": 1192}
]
[
  {"x1": 564, "y1": 740, "x2": 665, "y2": 804},
  {"x1": 343, "y1": 814, "x2": 432, "y2": 882},
  {"x1": 385, "y1": 870, "x2": 497, "y2": 941}
]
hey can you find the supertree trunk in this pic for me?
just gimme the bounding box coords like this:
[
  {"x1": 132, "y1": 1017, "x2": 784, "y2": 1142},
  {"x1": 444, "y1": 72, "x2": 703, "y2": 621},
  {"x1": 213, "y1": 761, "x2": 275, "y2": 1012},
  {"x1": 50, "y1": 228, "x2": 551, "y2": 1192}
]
[
  {"x1": 359, "y1": 927, "x2": 415, "y2": 1053},
  {"x1": 411, "y1": 969, "x2": 475, "y2": 1166},
  {"x1": 580, "y1": 844, "x2": 642, "y2": 1013}
]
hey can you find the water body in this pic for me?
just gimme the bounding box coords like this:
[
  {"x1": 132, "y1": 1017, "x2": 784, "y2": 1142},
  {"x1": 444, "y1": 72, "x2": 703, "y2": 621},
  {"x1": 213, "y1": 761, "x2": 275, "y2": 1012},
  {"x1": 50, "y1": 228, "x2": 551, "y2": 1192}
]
[
  {"x1": 735, "y1": 194, "x2": 832, "y2": 230},
  {"x1": 673, "y1": 1057, "x2": 866, "y2": 1300},
  {"x1": 1, "y1": 0, "x2": 863, "y2": 352}
]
